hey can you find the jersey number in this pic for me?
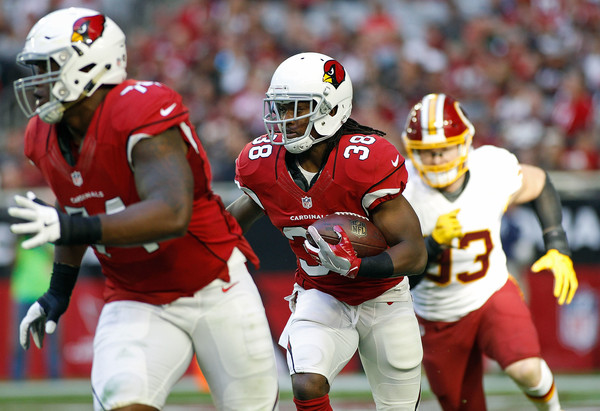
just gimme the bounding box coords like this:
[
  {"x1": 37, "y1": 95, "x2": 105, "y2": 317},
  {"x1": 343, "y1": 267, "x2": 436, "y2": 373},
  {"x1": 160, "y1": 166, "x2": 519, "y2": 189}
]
[
  {"x1": 282, "y1": 226, "x2": 329, "y2": 277},
  {"x1": 426, "y1": 230, "x2": 492, "y2": 285},
  {"x1": 247, "y1": 135, "x2": 376, "y2": 161}
]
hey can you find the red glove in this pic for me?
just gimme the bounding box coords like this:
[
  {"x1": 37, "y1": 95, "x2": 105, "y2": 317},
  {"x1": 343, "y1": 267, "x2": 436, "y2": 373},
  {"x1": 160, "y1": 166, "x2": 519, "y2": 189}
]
[{"x1": 304, "y1": 225, "x2": 361, "y2": 278}]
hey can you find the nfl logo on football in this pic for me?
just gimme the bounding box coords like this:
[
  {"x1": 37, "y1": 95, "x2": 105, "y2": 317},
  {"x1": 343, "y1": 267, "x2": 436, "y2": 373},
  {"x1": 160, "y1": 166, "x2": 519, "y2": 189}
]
[
  {"x1": 351, "y1": 220, "x2": 367, "y2": 237},
  {"x1": 71, "y1": 170, "x2": 83, "y2": 187},
  {"x1": 302, "y1": 196, "x2": 312, "y2": 209}
]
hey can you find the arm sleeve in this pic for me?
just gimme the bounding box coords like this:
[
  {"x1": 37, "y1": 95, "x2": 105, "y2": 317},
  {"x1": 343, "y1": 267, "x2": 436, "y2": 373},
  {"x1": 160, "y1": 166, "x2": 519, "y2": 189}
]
[{"x1": 531, "y1": 171, "x2": 571, "y2": 256}]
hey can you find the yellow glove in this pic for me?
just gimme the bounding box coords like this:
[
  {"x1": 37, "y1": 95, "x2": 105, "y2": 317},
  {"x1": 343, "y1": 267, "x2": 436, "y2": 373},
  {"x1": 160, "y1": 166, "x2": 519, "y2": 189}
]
[
  {"x1": 531, "y1": 249, "x2": 578, "y2": 305},
  {"x1": 431, "y1": 209, "x2": 463, "y2": 246}
]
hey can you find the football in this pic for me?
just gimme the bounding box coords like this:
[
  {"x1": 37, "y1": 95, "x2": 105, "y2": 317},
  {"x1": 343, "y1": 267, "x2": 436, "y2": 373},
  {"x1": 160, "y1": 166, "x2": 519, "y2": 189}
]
[{"x1": 307, "y1": 212, "x2": 388, "y2": 257}]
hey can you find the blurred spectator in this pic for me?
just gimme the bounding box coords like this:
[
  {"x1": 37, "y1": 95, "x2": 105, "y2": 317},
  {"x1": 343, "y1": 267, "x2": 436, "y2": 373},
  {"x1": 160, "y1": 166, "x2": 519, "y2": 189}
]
[{"x1": 1, "y1": 0, "x2": 599, "y2": 185}]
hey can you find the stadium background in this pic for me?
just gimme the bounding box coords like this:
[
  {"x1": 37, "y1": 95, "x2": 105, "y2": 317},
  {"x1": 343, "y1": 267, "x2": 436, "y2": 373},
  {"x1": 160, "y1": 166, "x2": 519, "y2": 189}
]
[{"x1": 0, "y1": 0, "x2": 599, "y2": 409}]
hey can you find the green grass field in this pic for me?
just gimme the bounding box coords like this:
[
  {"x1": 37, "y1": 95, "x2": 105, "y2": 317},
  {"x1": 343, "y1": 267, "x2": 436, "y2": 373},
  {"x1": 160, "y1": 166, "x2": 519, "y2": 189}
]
[{"x1": 1, "y1": 373, "x2": 599, "y2": 410}]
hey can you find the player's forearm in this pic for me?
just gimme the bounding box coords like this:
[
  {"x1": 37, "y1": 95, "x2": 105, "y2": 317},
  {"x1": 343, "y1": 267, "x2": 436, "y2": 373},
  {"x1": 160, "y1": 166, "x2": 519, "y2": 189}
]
[
  {"x1": 97, "y1": 198, "x2": 191, "y2": 245},
  {"x1": 369, "y1": 240, "x2": 426, "y2": 277},
  {"x1": 391, "y1": 239, "x2": 427, "y2": 275},
  {"x1": 54, "y1": 244, "x2": 87, "y2": 267},
  {"x1": 226, "y1": 194, "x2": 264, "y2": 234},
  {"x1": 531, "y1": 172, "x2": 570, "y2": 255}
]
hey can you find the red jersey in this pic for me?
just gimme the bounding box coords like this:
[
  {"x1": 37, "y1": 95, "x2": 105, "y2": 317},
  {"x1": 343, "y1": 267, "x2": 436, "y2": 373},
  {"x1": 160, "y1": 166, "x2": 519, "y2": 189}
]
[
  {"x1": 24, "y1": 80, "x2": 257, "y2": 305},
  {"x1": 235, "y1": 133, "x2": 408, "y2": 305}
]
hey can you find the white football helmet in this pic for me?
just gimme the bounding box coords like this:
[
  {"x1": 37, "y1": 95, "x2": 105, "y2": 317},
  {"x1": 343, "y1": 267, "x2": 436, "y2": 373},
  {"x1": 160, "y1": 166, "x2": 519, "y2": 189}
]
[
  {"x1": 402, "y1": 93, "x2": 474, "y2": 188},
  {"x1": 13, "y1": 7, "x2": 127, "y2": 124},
  {"x1": 264, "y1": 52, "x2": 353, "y2": 153}
]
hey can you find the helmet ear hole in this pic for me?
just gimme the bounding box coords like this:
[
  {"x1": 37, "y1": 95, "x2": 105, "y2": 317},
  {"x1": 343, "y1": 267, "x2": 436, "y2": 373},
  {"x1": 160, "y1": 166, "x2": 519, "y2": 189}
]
[{"x1": 80, "y1": 63, "x2": 96, "y2": 73}]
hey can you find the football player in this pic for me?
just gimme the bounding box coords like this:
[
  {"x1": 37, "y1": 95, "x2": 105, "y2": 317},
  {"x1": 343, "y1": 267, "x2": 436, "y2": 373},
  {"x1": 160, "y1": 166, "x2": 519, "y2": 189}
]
[
  {"x1": 9, "y1": 7, "x2": 278, "y2": 411},
  {"x1": 402, "y1": 93, "x2": 578, "y2": 411},
  {"x1": 227, "y1": 52, "x2": 427, "y2": 410}
]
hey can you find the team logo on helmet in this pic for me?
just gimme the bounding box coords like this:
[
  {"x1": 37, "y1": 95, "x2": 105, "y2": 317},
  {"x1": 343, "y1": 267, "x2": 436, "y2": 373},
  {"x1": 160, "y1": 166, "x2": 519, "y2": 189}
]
[
  {"x1": 71, "y1": 14, "x2": 106, "y2": 45},
  {"x1": 322, "y1": 60, "x2": 345, "y2": 89}
]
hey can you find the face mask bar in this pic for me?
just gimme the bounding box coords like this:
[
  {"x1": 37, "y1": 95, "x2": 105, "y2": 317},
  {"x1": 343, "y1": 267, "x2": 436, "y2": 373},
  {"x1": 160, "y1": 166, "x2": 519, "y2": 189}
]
[
  {"x1": 263, "y1": 95, "x2": 321, "y2": 146},
  {"x1": 13, "y1": 51, "x2": 66, "y2": 119},
  {"x1": 411, "y1": 143, "x2": 469, "y2": 188}
]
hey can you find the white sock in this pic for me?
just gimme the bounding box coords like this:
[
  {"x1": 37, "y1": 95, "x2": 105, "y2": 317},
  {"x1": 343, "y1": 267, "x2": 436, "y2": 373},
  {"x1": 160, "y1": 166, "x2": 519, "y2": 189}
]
[{"x1": 521, "y1": 360, "x2": 561, "y2": 411}]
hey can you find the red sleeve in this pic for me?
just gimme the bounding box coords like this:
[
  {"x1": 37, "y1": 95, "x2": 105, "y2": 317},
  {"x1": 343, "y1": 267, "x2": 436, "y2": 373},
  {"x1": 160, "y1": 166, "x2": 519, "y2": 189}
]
[
  {"x1": 109, "y1": 80, "x2": 189, "y2": 137},
  {"x1": 336, "y1": 135, "x2": 408, "y2": 210},
  {"x1": 235, "y1": 135, "x2": 279, "y2": 192}
]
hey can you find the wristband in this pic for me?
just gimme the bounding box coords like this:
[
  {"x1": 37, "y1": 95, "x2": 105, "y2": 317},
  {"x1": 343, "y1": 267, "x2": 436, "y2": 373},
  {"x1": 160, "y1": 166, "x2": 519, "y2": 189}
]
[
  {"x1": 357, "y1": 251, "x2": 394, "y2": 278},
  {"x1": 543, "y1": 228, "x2": 571, "y2": 257},
  {"x1": 55, "y1": 213, "x2": 102, "y2": 245},
  {"x1": 49, "y1": 262, "x2": 80, "y2": 298}
]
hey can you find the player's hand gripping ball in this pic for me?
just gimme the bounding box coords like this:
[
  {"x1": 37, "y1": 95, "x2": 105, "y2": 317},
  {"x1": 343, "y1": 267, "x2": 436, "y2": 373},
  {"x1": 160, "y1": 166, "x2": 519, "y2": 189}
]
[
  {"x1": 306, "y1": 212, "x2": 387, "y2": 258},
  {"x1": 304, "y1": 212, "x2": 387, "y2": 278}
]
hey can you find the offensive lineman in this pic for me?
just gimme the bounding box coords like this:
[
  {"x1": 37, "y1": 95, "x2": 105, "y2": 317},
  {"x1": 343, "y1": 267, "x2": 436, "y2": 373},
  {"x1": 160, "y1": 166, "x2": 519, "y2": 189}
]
[
  {"x1": 227, "y1": 52, "x2": 427, "y2": 410},
  {"x1": 9, "y1": 7, "x2": 278, "y2": 410},
  {"x1": 402, "y1": 93, "x2": 578, "y2": 411}
]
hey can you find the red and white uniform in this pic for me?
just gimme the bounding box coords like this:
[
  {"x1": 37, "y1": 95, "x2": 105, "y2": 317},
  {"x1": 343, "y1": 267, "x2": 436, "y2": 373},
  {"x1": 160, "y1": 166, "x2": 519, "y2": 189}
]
[
  {"x1": 24, "y1": 80, "x2": 277, "y2": 410},
  {"x1": 404, "y1": 145, "x2": 543, "y2": 410},
  {"x1": 24, "y1": 80, "x2": 258, "y2": 305},
  {"x1": 236, "y1": 133, "x2": 423, "y2": 409},
  {"x1": 235, "y1": 134, "x2": 406, "y2": 305}
]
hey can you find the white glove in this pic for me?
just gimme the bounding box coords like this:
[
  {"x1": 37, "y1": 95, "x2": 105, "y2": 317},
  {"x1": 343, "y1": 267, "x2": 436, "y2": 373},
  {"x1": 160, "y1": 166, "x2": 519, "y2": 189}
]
[
  {"x1": 9, "y1": 192, "x2": 61, "y2": 249},
  {"x1": 19, "y1": 302, "x2": 57, "y2": 350}
]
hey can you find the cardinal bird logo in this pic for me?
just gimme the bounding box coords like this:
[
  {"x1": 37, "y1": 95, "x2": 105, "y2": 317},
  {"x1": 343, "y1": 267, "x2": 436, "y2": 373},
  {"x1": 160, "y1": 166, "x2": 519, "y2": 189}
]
[
  {"x1": 322, "y1": 60, "x2": 346, "y2": 89},
  {"x1": 71, "y1": 14, "x2": 106, "y2": 45}
]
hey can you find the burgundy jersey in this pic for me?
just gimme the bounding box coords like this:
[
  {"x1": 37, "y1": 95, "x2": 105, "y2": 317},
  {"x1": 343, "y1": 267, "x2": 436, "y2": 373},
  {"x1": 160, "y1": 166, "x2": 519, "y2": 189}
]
[
  {"x1": 24, "y1": 80, "x2": 258, "y2": 305},
  {"x1": 235, "y1": 133, "x2": 408, "y2": 305}
]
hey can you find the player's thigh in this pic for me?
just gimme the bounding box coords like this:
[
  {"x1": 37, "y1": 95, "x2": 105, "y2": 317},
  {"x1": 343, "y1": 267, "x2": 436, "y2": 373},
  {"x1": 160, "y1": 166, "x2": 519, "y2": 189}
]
[
  {"x1": 478, "y1": 278, "x2": 541, "y2": 368},
  {"x1": 358, "y1": 284, "x2": 422, "y2": 409},
  {"x1": 418, "y1": 311, "x2": 483, "y2": 407},
  {"x1": 190, "y1": 252, "x2": 278, "y2": 410},
  {"x1": 92, "y1": 300, "x2": 193, "y2": 411},
  {"x1": 278, "y1": 287, "x2": 359, "y2": 383}
]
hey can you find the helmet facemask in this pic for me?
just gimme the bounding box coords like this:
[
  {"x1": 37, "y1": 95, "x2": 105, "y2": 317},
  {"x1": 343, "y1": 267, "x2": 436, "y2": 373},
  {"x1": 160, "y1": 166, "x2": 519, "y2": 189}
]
[
  {"x1": 13, "y1": 8, "x2": 127, "y2": 124},
  {"x1": 15, "y1": 48, "x2": 83, "y2": 124},
  {"x1": 409, "y1": 136, "x2": 472, "y2": 188},
  {"x1": 264, "y1": 89, "x2": 335, "y2": 154},
  {"x1": 263, "y1": 52, "x2": 352, "y2": 154}
]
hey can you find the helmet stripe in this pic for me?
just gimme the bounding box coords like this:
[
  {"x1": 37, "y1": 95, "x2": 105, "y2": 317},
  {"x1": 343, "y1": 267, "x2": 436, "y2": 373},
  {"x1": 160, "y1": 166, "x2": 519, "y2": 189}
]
[{"x1": 422, "y1": 93, "x2": 446, "y2": 143}]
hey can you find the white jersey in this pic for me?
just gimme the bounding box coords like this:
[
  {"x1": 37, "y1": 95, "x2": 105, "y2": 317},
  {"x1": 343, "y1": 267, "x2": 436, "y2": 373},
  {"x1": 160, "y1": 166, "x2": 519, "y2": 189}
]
[{"x1": 404, "y1": 145, "x2": 523, "y2": 322}]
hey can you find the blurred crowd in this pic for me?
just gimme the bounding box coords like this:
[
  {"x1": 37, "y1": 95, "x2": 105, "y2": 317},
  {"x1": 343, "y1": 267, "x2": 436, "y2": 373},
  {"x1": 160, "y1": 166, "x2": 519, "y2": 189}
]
[{"x1": 1, "y1": 0, "x2": 599, "y2": 187}]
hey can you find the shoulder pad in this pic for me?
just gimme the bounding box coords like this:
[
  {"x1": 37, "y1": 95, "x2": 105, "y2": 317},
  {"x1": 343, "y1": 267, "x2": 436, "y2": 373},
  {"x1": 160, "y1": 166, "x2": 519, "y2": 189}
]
[
  {"x1": 235, "y1": 135, "x2": 281, "y2": 188},
  {"x1": 336, "y1": 134, "x2": 406, "y2": 185}
]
